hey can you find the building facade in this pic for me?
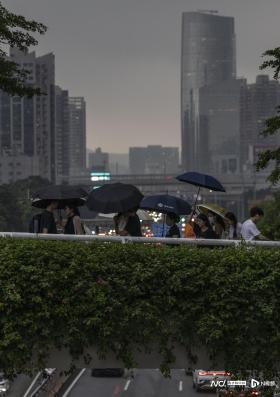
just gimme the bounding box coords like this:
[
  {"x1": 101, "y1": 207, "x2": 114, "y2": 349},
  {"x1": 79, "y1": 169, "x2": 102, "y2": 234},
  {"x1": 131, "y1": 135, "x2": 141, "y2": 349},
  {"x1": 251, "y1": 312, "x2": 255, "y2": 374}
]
[
  {"x1": 69, "y1": 97, "x2": 86, "y2": 176},
  {"x1": 241, "y1": 75, "x2": 280, "y2": 177},
  {"x1": 88, "y1": 147, "x2": 109, "y2": 172},
  {"x1": 181, "y1": 11, "x2": 236, "y2": 171},
  {"x1": 198, "y1": 78, "x2": 246, "y2": 175},
  {"x1": 0, "y1": 48, "x2": 56, "y2": 183},
  {"x1": 129, "y1": 145, "x2": 179, "y2": 175},
  {"x1": 55, "y1": 86, "x2": 70, "y2": 183}
]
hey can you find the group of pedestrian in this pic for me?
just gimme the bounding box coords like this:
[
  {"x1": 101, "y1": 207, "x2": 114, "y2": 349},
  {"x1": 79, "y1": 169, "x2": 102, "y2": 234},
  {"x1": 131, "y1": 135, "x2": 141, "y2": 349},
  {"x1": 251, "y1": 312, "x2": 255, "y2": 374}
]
[
  {"x1": 32, "y1": 199, "x2": 267, "y2": 242},
  {"x1": 156, "y1": 206, "x2": 266, "y2": 241},
  {"x1": 30, "y1": 200, "x2": 85, "y2": 235}
]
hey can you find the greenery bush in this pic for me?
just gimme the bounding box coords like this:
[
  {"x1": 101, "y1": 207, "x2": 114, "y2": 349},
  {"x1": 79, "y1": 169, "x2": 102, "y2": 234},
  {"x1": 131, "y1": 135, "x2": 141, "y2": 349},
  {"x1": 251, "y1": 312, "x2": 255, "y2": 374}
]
[
  {"x1": 258, "y1": 191, "x2": 280, "y2": 240},
  {"x1": 0, "y1": 176, "x2": 51, "y2": 232},
  {"x1": 0, "y1": 238, "x2": 280, "y2": 378}
]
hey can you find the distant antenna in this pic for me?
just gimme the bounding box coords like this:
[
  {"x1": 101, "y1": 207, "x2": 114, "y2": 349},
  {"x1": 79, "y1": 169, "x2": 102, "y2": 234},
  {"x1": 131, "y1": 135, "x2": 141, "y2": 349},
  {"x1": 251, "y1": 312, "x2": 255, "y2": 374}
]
[{"x1": 197, "y1": 10, "x2": 219, "y2": 14}]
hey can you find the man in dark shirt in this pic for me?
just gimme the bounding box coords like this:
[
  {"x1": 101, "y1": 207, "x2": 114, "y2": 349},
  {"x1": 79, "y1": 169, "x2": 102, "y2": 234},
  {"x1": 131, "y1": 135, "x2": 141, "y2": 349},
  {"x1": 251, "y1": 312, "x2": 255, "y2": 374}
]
[{"x1": 40, "y1": 200, "x2": 58, "y2": 234}]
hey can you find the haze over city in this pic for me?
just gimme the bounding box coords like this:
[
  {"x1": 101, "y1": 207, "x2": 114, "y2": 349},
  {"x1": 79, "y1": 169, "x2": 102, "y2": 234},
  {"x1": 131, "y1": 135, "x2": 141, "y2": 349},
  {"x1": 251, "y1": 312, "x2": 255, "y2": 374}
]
[{"x1": 3, "y1": 0, "x2": 280, "y2": 153}]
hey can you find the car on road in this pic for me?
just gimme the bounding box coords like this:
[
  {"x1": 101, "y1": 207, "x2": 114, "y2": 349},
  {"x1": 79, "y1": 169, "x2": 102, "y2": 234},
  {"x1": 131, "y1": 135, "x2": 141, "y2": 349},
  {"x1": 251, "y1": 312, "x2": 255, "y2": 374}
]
[
  {"x1": 193, "y1": 370, "x2": 231, "y2": 392},
  {"x1": 0, "y1": 373, "x2": 9, "y2": 396},
  {"x1": 91, "y1": 368, "x2": 133, "y2": 378}
]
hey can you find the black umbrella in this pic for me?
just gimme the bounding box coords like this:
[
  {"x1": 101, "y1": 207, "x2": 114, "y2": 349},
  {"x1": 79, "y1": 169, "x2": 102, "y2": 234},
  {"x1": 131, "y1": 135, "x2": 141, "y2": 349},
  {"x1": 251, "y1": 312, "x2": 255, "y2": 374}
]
[
  {"x1": 140, "y1": 194, "x2": 191, "y2": 215},
  {"x1": 86, "y1": 183, "x2": 144, "y2": 213},
  {"x1": 176, "y1": 171, "x2": 226, "y2": 209},
  {"x1": 31, "y1": 185, "x2": 88, "y2": 209}
]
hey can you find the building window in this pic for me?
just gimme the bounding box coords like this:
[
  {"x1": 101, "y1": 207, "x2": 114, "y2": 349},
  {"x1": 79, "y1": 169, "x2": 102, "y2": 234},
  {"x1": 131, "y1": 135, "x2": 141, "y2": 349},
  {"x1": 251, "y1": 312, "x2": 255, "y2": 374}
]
[{"x1": 221, "y1": 160, "x2": 227, "y2": 173}]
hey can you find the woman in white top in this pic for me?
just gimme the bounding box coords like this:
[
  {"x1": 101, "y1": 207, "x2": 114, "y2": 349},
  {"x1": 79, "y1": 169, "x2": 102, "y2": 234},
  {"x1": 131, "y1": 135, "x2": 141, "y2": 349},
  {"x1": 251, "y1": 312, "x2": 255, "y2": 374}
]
[{"x1": 224, "y1": 212, "x2": 242, "y2": 240}]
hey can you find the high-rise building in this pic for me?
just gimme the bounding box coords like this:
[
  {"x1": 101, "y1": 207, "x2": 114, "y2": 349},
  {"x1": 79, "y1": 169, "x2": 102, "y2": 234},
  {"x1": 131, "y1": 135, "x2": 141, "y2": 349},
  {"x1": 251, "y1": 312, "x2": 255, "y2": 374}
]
[
  {"x1": 108, "y1": 153, "x2": 130, "y2": 174},
  {"x1": 129, "y1": 145, "x2": 179, "y2": 175},
  {"x1": 241, "y1": 75, "x2": 280, "y2": 176},
  {"x1": 129, "y1": 147, "x2": 146, "y2": 174},
  {"x1": 69, "y1": 97, "x2": 86, "y2": 175},
  {"x1": 55, "y1": 86, "x2": 69, "y2": 183},
  {"x1": 88, "y1": 147, "x2": 109, "y2": 172},
  {"x1": 198, "y1": 78, "x2": 246, "y2": 175},
  {"x1": 181, "y1": 11, "x2": 236, "y2": 171},
  {"x1": 0, "y1": 47, "x2": 55, "y2": 183}
]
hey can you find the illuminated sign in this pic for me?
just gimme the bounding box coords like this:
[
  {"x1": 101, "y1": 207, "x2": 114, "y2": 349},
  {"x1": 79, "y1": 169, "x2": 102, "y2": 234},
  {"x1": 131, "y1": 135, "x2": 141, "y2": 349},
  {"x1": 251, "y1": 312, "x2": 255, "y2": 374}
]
[{"x1": 90, "y1": 172, "x2": 111, "y2": 182}]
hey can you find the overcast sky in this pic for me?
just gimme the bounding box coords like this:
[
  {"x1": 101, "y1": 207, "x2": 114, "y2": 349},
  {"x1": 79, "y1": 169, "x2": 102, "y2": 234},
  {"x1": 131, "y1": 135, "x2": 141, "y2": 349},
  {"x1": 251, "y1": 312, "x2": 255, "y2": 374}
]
[{"x1": 3, "y1": 0, "x2": 280, "y2": 153}]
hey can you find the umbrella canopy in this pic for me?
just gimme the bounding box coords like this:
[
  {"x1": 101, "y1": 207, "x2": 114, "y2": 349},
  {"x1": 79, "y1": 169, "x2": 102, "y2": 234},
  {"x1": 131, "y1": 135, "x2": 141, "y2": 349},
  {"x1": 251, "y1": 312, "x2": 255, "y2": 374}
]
[
  {"x1": 98, "y1": 209, "x2": 152, "y2": 221},
  {"x1": 140, "y1": 194, "x2": 192, "y2": 215},
  {"x1": 176, "y1": 172, "x2": 226, "y2": 192},
  {"x1": 86, "y1": 183, "x2": 144, "y2": 213},
  {"x1": 197, "y1": 203, "x2": 226, "y2": 219},
  {"x1": 31, "y1": 185, "x2": 88, "y2": 209}
]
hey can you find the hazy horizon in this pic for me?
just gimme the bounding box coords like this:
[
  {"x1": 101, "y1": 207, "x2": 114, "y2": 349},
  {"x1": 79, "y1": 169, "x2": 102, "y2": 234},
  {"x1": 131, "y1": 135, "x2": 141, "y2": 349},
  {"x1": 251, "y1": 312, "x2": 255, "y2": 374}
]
[{"x1": 3, "y1": 0, "x2": 280, "y2": 153}]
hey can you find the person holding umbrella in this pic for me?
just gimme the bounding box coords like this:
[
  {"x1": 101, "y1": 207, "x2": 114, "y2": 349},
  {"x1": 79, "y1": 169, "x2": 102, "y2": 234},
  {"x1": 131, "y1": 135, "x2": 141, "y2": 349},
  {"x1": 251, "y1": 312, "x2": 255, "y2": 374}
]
[
  {"x1": 195, "y1": 213, "x2": 218, "y2": 239},
  {"x1": 30, "y1": 185, "x2": 88, "y2": 234},
  {"x1": 140, "y1": 194, "x2": 191, "y2": 237},
  {"x1": 165, "y1": 212, "x2": 181, "y2": 238},
  {"x1": 114, "y1": 207, "x2": 142, "y2": 237},
  {"x1": 207, "y1": 211, "x2": 226, "y2": 239},
  {"x1": 64, "y1": 205, "x2": 84, "y2": 235},
  {"x1": 40, "y1": 200, "x2": 59, "y2": 234},
  {"x1": 86, "y1": 183, "x2": 144, "y2": 237}
]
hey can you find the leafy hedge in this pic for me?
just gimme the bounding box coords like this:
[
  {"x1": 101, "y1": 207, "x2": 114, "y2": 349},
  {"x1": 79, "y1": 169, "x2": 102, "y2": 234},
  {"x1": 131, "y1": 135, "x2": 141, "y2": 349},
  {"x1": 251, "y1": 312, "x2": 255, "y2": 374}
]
[{"x1": 0, "y1": 238, "x2": 280, "y2": 377}]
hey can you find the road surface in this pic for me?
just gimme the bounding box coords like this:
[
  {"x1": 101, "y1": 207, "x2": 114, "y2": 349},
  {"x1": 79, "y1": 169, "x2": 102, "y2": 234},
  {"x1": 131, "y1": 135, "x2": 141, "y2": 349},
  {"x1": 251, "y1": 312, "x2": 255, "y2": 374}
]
[{"x1": 67, "y1": 369, "x2": 217, "y2": 397}]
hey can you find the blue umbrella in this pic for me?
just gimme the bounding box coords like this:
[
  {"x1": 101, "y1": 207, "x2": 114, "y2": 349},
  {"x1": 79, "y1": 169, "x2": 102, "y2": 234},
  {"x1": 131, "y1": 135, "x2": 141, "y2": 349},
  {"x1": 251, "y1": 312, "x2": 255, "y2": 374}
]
[
  {"x1": 176, "y1": 171, "x2": 226, "y2": 210},
  {"x1": 176, "y1": 172, "x2": 226, "y2": 192},
  {"x1": 140, "y1": 194, "x2": 191, "y2": 215}
]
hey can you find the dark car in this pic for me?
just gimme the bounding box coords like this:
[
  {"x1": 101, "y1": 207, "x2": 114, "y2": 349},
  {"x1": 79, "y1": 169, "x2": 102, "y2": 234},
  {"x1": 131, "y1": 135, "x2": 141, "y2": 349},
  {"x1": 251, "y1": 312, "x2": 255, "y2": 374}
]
[{"x1": 91, "y1": 368, "x2": 125, "y2": 377}]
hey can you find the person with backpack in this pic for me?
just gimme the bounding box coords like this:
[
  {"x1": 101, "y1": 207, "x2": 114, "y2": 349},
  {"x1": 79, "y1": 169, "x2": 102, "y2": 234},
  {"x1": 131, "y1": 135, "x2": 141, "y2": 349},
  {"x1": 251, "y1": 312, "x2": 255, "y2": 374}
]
[{"x1": 64, "y1": 205, "x2": 84, "y2": 235}]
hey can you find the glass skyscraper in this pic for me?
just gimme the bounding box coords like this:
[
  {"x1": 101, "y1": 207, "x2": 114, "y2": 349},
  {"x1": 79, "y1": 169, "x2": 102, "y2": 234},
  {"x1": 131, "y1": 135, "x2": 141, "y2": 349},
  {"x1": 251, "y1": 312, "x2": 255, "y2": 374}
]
[{"x1": 181, "y1": 11, "x2": 236, "y2": 171}]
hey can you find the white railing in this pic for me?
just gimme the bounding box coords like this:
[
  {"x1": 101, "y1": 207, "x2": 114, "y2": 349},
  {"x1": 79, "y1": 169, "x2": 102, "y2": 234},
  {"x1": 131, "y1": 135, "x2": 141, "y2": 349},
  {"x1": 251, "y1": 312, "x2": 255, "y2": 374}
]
[{"x1": 0, "y1": 232, "x2": 280, "y2": 247}]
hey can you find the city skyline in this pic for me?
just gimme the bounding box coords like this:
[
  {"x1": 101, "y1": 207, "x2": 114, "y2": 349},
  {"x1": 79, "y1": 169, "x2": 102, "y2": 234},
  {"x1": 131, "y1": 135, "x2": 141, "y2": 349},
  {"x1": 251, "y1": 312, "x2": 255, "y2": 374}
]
[{"x1": 3, "y1": 0, "x2": 280, "y2": 153}]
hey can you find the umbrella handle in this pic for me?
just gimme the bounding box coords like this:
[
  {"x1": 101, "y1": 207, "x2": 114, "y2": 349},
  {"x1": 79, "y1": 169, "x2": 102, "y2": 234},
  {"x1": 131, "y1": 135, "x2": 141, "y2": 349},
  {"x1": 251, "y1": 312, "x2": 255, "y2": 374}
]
[
  {"x1": 191, "y1": 187, "x2": 201, "y2": 220},
  {"x1": 162, "y1": 213, "x2": 166, "y2": 237}
]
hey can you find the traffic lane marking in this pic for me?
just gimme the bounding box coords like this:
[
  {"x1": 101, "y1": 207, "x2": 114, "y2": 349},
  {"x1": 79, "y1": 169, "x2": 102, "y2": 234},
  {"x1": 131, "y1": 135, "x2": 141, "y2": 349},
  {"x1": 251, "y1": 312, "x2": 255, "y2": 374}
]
[
  {"x1": 179, "y1": 380, "x2": 183, "y2": 391},
  {"x1": 124, "y1": 379, "x2": 131, "y2": 391}
]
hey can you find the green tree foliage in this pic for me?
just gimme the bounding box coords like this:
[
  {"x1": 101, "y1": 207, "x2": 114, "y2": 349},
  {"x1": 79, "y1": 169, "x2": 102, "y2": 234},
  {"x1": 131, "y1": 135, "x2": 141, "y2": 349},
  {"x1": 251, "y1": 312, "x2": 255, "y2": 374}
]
[
  {"x1": 0, "y1": 239, "x2": 280, "y2": 381},
  {"x1": 0, "y1": 176, "x2": 51, "y2": 231},
  {"x1": 0, "y1": 2, "x2": 47, "y2": 97},
  {"x1": 257, "y1": 191, "x2": 280, "y2": 240},
  {"x1": 256, "y1": 47, "x2": 280, "y2": 184}
]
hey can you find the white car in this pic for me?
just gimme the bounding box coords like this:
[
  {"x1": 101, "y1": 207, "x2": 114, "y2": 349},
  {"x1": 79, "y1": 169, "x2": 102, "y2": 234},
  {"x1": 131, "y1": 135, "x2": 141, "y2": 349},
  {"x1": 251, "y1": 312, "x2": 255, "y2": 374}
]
[
  {"x1": 193, "y1": 369, "x2": 231, "y2": 392},
  {"x1": 0, "y1": 373, "x2": 9, "y2": 396}
]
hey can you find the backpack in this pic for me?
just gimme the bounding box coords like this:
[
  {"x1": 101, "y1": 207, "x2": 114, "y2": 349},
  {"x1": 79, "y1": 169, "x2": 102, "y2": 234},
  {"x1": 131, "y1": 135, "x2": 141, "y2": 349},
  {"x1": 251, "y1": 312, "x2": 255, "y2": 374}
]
[{"x1": 29, "y1": 213, "x2": 42, "y2": 233}]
